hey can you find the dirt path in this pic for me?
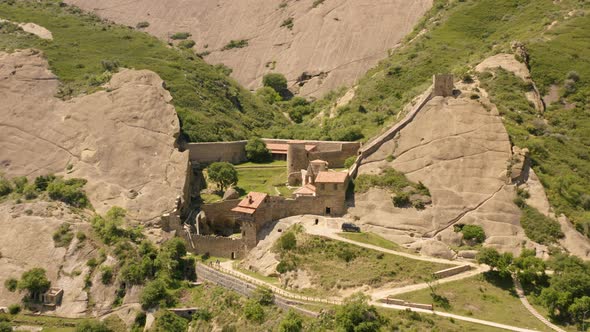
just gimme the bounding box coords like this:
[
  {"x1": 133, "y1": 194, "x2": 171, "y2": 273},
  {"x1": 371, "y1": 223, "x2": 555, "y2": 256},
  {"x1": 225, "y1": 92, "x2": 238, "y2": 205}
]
[{"x1": 513, "y1": 277, "x2": 566, "y2": 332}]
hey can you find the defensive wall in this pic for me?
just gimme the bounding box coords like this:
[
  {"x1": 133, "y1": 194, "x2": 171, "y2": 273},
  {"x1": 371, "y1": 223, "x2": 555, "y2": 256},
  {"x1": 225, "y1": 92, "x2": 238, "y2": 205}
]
[
  {"x1": 348, "y1": 74, "x2": 454, "y2": 178},
  {"x1": 184, "y1": 138, "x2": 360, "y2": 168}
]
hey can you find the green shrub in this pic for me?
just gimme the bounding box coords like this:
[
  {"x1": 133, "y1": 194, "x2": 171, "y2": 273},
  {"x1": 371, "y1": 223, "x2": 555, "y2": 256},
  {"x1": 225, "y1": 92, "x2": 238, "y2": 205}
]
[
  {"x1": 34, "y1": 174, "x2": 56, "y2": 191},
  {"x1": 251, "y1": 286, "x2": 274, "y2": 305},
  {"x1": 47, "y1": 177, "x2": 90, "y2": 208},
  {"x1": 12, "y1": 176, "x2": 27, "y2": 194},
  {"x1": 245, "y1": 137, "x2": 271, "y2": 162},
  {"x1": 76, "y1": 231, "x2": 86, "y2": 241},
  {"x1": 0, "y1": 322, "x2": 11, "y2": 332},
  {"x1": 335, "y1": 293, "x2": 386, "y2": 331},
  {"x1": 101, "y1": 266, "x2": 114, "y2": 285},
  {"x1": 192, "y1": 308, "x2": 212, "y2": 321},
  {"x1": 0, "y1": 176, "x2": 12, "y2": 196},
  {"x1": 140, "y1": 279, "x2": 172, "y2": 309},
  {"x1": 7, "y1": 304, "x2": 20, "y2": 315},
  {"x1": 4, "y1": 278, "x2": 17, "y2": 292},
  {"x1": 170, "y1": 32, "x2": 190, "y2": 40},
  {"x1": 344, "y1": 156, "x2": 357, "y2": 168},
  {"x1": 222, "y1": 39, "x2": 248, "y2": 50},
  {"x1": 520, "y1": 205, "x2": 564, "y2": 245},
  {"x1": 460, "y1": 224, "x2": 486, "y2": 243},
  {"x1": 100, "y1": 60, "x2": 119, "y2": 72},
  {"x1": 178, "y1": 39, "x2": 195, "y2": 49},
  {"x1": 22, "y1": 183, "x2": 37, "y2": 199},
  {"x1": 243, "y1": 300, "x2": 265, "y2": 323},
  {"x1": 280, "y1": 17, "x2": 294, "y2": 30},
  {"x1": 311, "y1": 0, "x2": 325, "y2": 8},
  {"x1": 255, "y1": 86, "x2": 282, "y2": 105},
  {"x1": 392, "y1": 192, "x2": 411, "y2": 208},
  {"x1": 75, "y1": 319, "x2": 113, "y2": 332},
  {"x1": 53, "y1": 223, "x2": 74, "y2": 247},
  {"x1": 262, "y1": 73, "x2": 288, "y2": 94},
  {"x1": 136, "y1": 21, "x2": 149, "y2": 29},
  {"x1": 278, "y1": 232, "x2": 297, "y2": 251},
  {"x1": 278, "y1": 310, "x2": 303, "y2": 332}
]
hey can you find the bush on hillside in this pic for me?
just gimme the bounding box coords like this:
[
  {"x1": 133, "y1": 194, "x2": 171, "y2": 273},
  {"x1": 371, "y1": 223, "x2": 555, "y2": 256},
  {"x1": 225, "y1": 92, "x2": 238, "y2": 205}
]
[
  {"x1": 170, "y1": 32, "x2": 190, "y2": 40},
  {"x1": 245, "y1": 138, "x2": 271, "y2": 163},
  {"x1": 0, "y1": 176, "x2": 12, "y2": 196},
  {"x1": 335, "y1": 293, "x2": 386, "y2": 331},
  {"x1": 17, "y1": 268, "x2": 51, "y2": 296},
  {"x1": 0, "y1": 323, "x2": 12, "y2": 332},
  {"x1": 12, "y1": 176, "x2": 27, "y2": 194},
  {"x1": 178, "y1": 39, "x2": 195, "y2": 49},
  {"x1": 136, "y1": 21, "x2": 149, "y2": 29},
  {"x1": 255, "y1": 86, "x2": 281, "y2": 105},
  {"x1": 47, "y1": 178, "x2": 90, "y2": 208},
  {"x1": 7, "y1": 304, "x2": 20, "y2": 315},
  {"x1": 263, "y1": 73, "x2": 288, "y2": 94},
  {"x1": 222, "y1": 39, "x2": 248, "y2": 50},
  {"x1": 75, "y1": 320, "x2": 113, "y2": 332},
  {"x1": 520, "y1": 205, "x2": 564, "y2": 245},
  {"x1": 278, "y1": 232, "x2": 297, "y2": 251},
  {"x1": 4, "y1": 278, "x2": 17, "y2": 292},
  {"x1": 243, "y1": 300, "x2": 265, "y2": 323},
  {"x1": 278, "y1": 310, "x2": 303, "y2": 332},
  {"x1": 460, "y1": 224, "x2": 486, "y2": 244},
  {"x1": 53, "y1": 223, "x2": 74, "y2": 247},
  {"x1": 140, "y1": 279, "x2": 172, "y2": 309}
]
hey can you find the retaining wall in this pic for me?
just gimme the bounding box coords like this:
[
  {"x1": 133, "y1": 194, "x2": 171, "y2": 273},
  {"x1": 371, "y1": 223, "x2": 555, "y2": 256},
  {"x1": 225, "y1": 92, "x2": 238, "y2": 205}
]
[
  {"x1": 192, "y1": 235, "x2": 246, "y2": 259},
  {"x1": 434, "y1": 265, "x2": 472, "y2": 279},
  {"x1": 185, "y1": 141, "x2": 247, "y2": 164}
]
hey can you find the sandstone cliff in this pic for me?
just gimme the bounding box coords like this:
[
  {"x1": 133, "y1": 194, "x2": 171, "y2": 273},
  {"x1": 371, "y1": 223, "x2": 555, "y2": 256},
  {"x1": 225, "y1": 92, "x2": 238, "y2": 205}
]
[
  {"x1": 64, "y1": 0, "x2": 432, "y2": 97},
  {"x1": 0, "y1": 50, "x2": 188, "y2": 223},
  {"x1": 350, "y1": 94, "x2": 532, "y2": 255}
]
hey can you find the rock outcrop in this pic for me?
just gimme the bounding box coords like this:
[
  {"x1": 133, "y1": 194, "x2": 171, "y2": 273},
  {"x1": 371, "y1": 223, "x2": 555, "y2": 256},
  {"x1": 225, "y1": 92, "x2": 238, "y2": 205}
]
[
  {"x1": 349, "y1": 94, "x2": 530, "y2": 255},
  {"x1": 0, "y1": 50, "x2": 188, "y2": 223},
  {"x1": 0, "y1": 200, "x2": 95, "y2": 317},
  {"x1": 64, "y1": 0, "x2": 432, "y2": 97}
]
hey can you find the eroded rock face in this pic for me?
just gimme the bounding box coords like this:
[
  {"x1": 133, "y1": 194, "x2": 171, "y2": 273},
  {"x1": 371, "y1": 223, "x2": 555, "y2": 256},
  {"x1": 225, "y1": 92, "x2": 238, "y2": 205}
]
[
  {"x1": 0, "y1": 50, "x2": 188, "y2": 223},
  {"x1": 0, "y1": 200, "x2": 94, "y2": 317},
  {"x1": 350, "y1": 95, "x2": 530, "y2": 254},
  {"x1": 64, "y1": 0, "x2": 432, "y2": 97}
]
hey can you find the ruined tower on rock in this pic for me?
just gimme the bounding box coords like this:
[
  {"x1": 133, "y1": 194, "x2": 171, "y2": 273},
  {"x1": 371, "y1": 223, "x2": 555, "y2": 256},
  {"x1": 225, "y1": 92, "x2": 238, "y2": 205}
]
[{"x1": 432, "y1": 74, "x2": 454, "y2": 97}]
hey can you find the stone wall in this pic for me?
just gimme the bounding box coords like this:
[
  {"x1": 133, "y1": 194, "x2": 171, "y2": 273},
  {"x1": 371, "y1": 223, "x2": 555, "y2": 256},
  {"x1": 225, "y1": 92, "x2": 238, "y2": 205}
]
[
  {"x1": 349, "y1": 85, "x2": 434, "y2": 178},
  {"x1": 185, "y1": 139, "x2": 359, "y2": 167},
  {"x1": 185, "y1": 141, "x2": 247, "y2": 164},
  {"x1": 201, "y1": 199, "x2": 241, "y2": 227},
  {"x1": 433, "y1": 265, "x2": 471, "y2": 279},
  {"x1": 192, "y1": 234, "x2": 246, "y2": 259}
]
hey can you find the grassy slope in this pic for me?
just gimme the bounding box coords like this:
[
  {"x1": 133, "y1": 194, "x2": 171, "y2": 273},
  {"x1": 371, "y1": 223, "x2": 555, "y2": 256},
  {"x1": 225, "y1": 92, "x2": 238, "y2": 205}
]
[
  {"x1": 280, "y1": 234, "x2": 451, "y2": 297},
  {"x1": 396, "y1": 274, "x2": 551, "y2": 332},
  {"x1": 337, "y1": 232, "x2": 403, "y2": 251},
  {"x1": 0, "y1": 0, "x2": 288, "y2": 142}
]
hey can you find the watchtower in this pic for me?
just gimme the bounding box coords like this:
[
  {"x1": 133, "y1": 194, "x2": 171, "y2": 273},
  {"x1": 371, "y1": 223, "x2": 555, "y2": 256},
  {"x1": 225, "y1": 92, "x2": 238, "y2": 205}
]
[
  {"x1": 287, "y1": 142, "x2": 308, "y2": 185},
  {"x1": 432, "y1": 74, "x2": 454, "y2": 97}
]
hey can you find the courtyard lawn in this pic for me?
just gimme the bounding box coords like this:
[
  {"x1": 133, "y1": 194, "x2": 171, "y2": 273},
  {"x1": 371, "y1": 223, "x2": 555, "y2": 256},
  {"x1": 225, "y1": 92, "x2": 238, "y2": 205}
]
[
  {"x1": 234, "y1": 162, "x2": 292, "y2": 197},
  {"x1": 338, "y1": 232, "x2": 404, "y2": 251},
  {"x1": 395, "y1": 273, "x2": 551, "y2": 332}
]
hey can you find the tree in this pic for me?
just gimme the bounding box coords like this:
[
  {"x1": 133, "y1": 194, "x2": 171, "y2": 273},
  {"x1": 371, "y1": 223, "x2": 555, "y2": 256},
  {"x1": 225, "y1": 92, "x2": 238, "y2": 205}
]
[
  {"x1": 461, "y1": 224, "x2": 486, "y2": 243},
  {"x1": 153, "y1": 311, "x2": 188, "y2": 332},
  {"x1": 569, "y1": 296, "x2": 590, "y2": 331},
  {"x1": 278, "y1": 310, "x2": 303, "y2": 332},
  {"x1": 76, "y1": 320, "x2": 113, "y2": 332},
  {"x1": 251, "y1": 286, "x2": 274, "y2": 306},
  {"x1": 140, "y1": 279, "x2": 171, "y2": 309},
  {"x1": 207, "y1": 162, "x2": 238, "y2": 192},
  {"x1": 245, "y1": 138, "x2": 271, "y2": 163},
  {"x1": 513, "y1": 249, "x2": 546, "y2": 285},
  {"x1": 262, "y1": 73, "x2": 288, "y2": 94},
  {"x1": 335, "y1": 293, "x2": 386, "y2": 332},
  {"x1": 18, "y1": 268, "x2": 51, "y2": 297}
]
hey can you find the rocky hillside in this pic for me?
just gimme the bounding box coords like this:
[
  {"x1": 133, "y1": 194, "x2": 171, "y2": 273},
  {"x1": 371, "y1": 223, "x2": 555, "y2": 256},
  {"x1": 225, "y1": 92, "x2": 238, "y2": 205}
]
[
  {"x1": 64, "y1": 0, "x2": 432, "y2": 98},
  {"x1": 0, "y1": 49, "x2": 187, "y2": 223}
]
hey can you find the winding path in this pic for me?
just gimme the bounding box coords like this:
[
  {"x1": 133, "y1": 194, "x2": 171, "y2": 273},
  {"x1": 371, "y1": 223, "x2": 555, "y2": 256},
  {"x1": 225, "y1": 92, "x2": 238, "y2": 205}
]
[{"x1": 513, "y1": 276, "x2": 566, "y2": 332}]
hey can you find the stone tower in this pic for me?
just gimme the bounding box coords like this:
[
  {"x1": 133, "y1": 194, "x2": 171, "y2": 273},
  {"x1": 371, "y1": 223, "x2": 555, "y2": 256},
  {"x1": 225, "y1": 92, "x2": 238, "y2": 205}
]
[
  {"x1": 287, "y1": 142, "x2": 308, "y2": 186},
  {"x1": 432, "y1": 74, "x2": 454, "y2": 97}
]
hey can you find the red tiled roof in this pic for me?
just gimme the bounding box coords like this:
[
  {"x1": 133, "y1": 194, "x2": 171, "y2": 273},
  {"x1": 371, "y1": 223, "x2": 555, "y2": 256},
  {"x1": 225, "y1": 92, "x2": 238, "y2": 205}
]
[
  {"x1": 293, "y1": 184, "x2": 316, "y2": 196},
  {"x1": 231, "y1": 192, "x2": 268, "y2": 214},
  {"x1": 315, "y1": 171, "x2": 348, "y2": 183}
]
